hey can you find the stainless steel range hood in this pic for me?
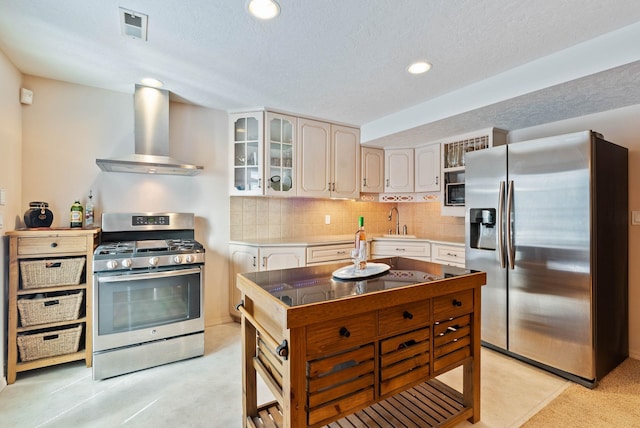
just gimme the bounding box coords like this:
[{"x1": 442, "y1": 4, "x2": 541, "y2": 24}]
[{"x1": 96, "y1": 85, "x2": 203, "y2": 176}]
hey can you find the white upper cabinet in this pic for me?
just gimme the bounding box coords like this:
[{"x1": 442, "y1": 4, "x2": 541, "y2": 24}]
[
  {"x1": 297, "y1": 118, "x2": 331, "y2": 197},
  {"x1": 331, "y1": 125, "x2": 360, "y2": 199},
  {"x1": 230, "y1": 112, "x2": 264, "y2": 196},
  {"x1": 230, "y1": 111, "x2": 298, "y2": 197},
  {"x1": 414, "y1": 143, "x2": 441, "y2": 192},
  {"x1": 298, "y1": 118, "x2": 360, "y2": 199},
  {"x1": 384, "y1": 148, "x2": 414, "y2": 192},
  {"x1": 265, "y1": 112, "x2": 297, "y2": 197},
  {"x1": 361, "y1": 146, "x2": 384, "y2": 193}
]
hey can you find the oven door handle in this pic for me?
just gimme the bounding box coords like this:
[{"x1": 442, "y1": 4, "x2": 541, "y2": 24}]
[{"x1": 96, "y1": 267, "x2": 201, "y2": 283}]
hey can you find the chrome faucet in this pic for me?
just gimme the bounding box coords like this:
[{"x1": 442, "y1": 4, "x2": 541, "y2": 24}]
[{"x1": 388, "y1": 206, "x2": 400, "y2": 235}]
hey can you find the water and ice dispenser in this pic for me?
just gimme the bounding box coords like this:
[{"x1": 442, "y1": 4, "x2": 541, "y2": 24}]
[{"x1": 469, "y1": 208, "x2": 496, "y2": 250}]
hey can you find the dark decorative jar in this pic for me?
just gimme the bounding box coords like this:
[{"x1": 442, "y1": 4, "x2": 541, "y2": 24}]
[{"x1": 24, "y1": 201, "x2": 54, "y2": 228}]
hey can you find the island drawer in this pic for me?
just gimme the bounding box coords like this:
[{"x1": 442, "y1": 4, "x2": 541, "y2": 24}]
[
  {"x1": 379, "y1": 327, "x2": 430, "y2": 397},
  {"x1": 17, "y1": 236, "x2": 89, "y2": 256},
  {"x1": 378, "y1": 300, "x2": 430, "y2": 336},
  {"x1": 307, "y1": 344, "x2": 375, "y2": 426},
  {"x1": 433, "y1": 289, "x2": 473, "y2": 319},
  {"x1": 433, "y1": 314, "x2": 472, "y2": 372},
  {"x1": 306, "y1": 312, "x2": 377, "y2": 356}
]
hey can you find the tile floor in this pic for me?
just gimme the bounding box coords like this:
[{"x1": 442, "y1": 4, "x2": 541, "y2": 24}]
[{"x1": 0, "y1": 323, "x2": 569, "y2": 427}]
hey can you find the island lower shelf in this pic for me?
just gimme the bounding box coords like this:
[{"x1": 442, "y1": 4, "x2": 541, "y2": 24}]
[
  {"x1": 248, "y1": 378, "x2": 471, "y2": 428},
  {"x1": 237, "y1": 257, "x2": 486, "y2": 428}
]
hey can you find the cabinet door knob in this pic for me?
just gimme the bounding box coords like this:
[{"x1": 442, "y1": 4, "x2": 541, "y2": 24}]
[
  {"x1": 339, "y1": 327, "x2": 351, "y2": 338},
  {"x1": 403, "y1": 310, "x2": 414, "y2": 320},
  {"x1": 452, "y1": 299, "x2": 463, "y2": 307},
  {"x1": 50, "y1": 242, "x2": 58, "y2": 248}
]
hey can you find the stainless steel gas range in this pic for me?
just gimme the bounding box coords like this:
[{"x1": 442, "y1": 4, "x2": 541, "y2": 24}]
[{"x1": 92, "y1": 212, "x2": 205, "y2": 380}]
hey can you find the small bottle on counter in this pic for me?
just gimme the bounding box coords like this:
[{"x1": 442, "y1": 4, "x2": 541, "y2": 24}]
[
  {"x1": 70, "y1": 200, "x2": 83, "y2": 228},
  {"x1": 85, "y1": 191, "x2": 94, "y2": 227},
  {"x1": 354, "y1": 216, "x2": 367, "y2": 271}
]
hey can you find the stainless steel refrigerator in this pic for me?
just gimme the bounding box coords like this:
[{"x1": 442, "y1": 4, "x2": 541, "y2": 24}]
[{"x1": 465, "y1": 130, "x2": 628, "y2": 387}]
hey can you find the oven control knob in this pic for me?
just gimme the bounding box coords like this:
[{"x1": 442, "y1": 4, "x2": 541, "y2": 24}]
[
  {"x1": 121, "y1": 259, "x2": 132, "y2": 268},
  {"x1": 173, "y1": 255, "x2": 183, "y2": 264},
  {"x1": 148, "y1": 257, "x2": 159, "y2": 266},
  {"x1": 106, "y1": 260, "x2": 118, "y2": 270},
  {"x1": 185, "y1": 255, "x2": 195, "y2": 263}
]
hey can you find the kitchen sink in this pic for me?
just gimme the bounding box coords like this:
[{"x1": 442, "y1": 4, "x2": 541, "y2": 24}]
[{"x1": 381, "y1": 234, "x2": 417, "y2": 239}]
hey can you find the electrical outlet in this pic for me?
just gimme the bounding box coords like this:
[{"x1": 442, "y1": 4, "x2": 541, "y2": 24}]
[
  {"x1": 325, "y1": 215, "x2": 331, "y2": 225},
  {"x1": 0, "y1": 213, "x2": 4, "y2": 229},
  {"x1": 0, "y1": 188, "x2": 5, "y2": 205},
  {"x1": 632, "y1": 211, "x2": 640, "y2": 225}
]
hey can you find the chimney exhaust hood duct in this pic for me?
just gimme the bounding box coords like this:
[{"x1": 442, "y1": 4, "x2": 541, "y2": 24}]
[{"x1": 96, "y1": 85, "x2": 203, "y2": 176}]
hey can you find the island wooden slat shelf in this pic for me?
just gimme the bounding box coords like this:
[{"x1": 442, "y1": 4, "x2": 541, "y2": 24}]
[
  {"x1": 249, "y1": 378, "x2": 467, "y2": 428},
  {"x1": 237, "y1": 257, "x2": 486, "y2": 428}
]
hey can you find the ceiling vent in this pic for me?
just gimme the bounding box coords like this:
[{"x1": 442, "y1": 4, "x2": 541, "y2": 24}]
[{"x1": 119, "y1": 8, "x2": 148, "y2": 41}]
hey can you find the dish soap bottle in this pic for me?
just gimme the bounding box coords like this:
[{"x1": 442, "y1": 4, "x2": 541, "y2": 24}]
[
  {"x1": 70, "y1": 200, "x2": 83, "y2": 228},
  {"x1": 85, "y1": 191, "x2": 94, "y2": 227},
  {"x1": 354, "y1": 216, "x2": 367, "y2": 271}
]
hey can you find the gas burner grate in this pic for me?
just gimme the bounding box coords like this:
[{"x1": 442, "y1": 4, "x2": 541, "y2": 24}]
[{"x1": 95, "y1": 242, "x2": 135, "y2": 256}]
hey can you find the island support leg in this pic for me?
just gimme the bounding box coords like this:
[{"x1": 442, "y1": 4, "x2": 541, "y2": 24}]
[
  {"x1": 464, "y1": 285, "x2": 482, "y2": 423},
  {"x1": 241, "y1": 297, "x2": 258, "y2": 428}
]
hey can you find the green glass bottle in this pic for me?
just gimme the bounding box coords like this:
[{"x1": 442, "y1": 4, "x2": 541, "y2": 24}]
[{"x1": 70, "y1": 200, "x2": 83, "y2": 228}]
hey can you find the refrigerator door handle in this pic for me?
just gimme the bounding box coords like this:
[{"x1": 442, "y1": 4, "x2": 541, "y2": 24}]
[
  {"x1": 506, "y1": 180, "x2": 515, "y2": 269},
  {"x1": 498, "y1": 180, "x2": 506, "y2": 268}
]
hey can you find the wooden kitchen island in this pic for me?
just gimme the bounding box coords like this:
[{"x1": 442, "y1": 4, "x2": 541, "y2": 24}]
[{"x1": 236, "y1": 257, "x2": 486, "y2": 427}]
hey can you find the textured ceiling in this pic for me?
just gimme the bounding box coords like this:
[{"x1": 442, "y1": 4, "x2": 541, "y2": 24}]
[{"x1": 1, "y1": 0, "x2": 640, "y2": 146}]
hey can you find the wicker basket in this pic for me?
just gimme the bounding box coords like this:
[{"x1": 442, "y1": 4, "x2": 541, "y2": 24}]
[
  {"x1": 17, "y1": 324, "x2": 83, "y2": 362},
  {"x1": 20, "y1": 258, "x2": 85, "y2": 289},
  {"x1": 17, "y1": 290, "x2": 83, "y2": 326}
]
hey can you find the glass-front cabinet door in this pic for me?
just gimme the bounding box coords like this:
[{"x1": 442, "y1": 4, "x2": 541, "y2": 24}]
[
  {"x1": 230, "y1": 112, "x2": 264, "y2": 196},
  {"x1": 266, "y1": 112, "x2": 296, "y2": 196}
]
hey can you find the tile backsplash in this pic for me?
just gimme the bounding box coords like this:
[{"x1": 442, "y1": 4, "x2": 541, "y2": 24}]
[{"x1": 230, "y1": 197, "x2": 464, "y2": 241}]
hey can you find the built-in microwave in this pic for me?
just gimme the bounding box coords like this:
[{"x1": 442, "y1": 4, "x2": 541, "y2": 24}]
[{"x1": 445, "y1": 182, "x2": 465, "y2": 206}]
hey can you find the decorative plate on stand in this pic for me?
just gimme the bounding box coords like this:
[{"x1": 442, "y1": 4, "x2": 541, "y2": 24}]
[{"x1": 332, "y1": 263, "x2": 391, "y2": 280}]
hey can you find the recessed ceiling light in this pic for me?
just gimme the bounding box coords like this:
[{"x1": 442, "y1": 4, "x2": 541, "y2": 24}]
[
  {"x1": 140, "y1": 77, "x2": 164, "y2": 88},
  {"x1": 247, "y1": 0, "x2": 280, "y2": 20},
  {"x1": 407, "y1": 61, "x2": 432, "y2": 75}
]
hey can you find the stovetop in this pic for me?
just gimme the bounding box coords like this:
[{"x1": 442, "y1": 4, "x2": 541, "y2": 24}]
[
  {"x1": 94, "y1": 239, "x2": 204, "y2": 259},
  {"x1": 93, "y1": 212, "x2": 205, "y2": 272}
]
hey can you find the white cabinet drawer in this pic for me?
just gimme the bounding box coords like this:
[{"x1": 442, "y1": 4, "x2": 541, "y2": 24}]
[
  {"x1": 306, "y1": 243, "x2": 354, "y2": 265},
  {"x1": 431, "y1": 243, "x2": 465, "y2": 267},
  {"x1": 371, "y1": 241, "x2": 430, "y2": 258}
]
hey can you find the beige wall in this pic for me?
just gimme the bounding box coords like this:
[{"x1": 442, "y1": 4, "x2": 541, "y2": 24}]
[
  {"x1": 18, "y1": 76, "x2": 232, "y2": 331},
  {"x1": 0, "y1": 48, "x2": 23, "y2": 388},
  {"x1": 230, "y1": 197, "x2": 464, "y2": 242}
]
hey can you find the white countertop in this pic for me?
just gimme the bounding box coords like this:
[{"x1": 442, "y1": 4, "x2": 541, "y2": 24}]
[{"x1": 230, "y1": 234, "x2": 464, "y2": 247}]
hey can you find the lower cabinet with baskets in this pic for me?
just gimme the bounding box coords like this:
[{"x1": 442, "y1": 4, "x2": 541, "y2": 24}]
[{"x1": 6, "y1": 228, "x2": 99, "y2": 384}]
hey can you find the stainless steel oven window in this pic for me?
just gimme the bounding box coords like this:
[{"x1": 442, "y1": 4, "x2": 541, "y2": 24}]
[{"x1": 96, "y1": 267, "x2": 201, "y2": 336}]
